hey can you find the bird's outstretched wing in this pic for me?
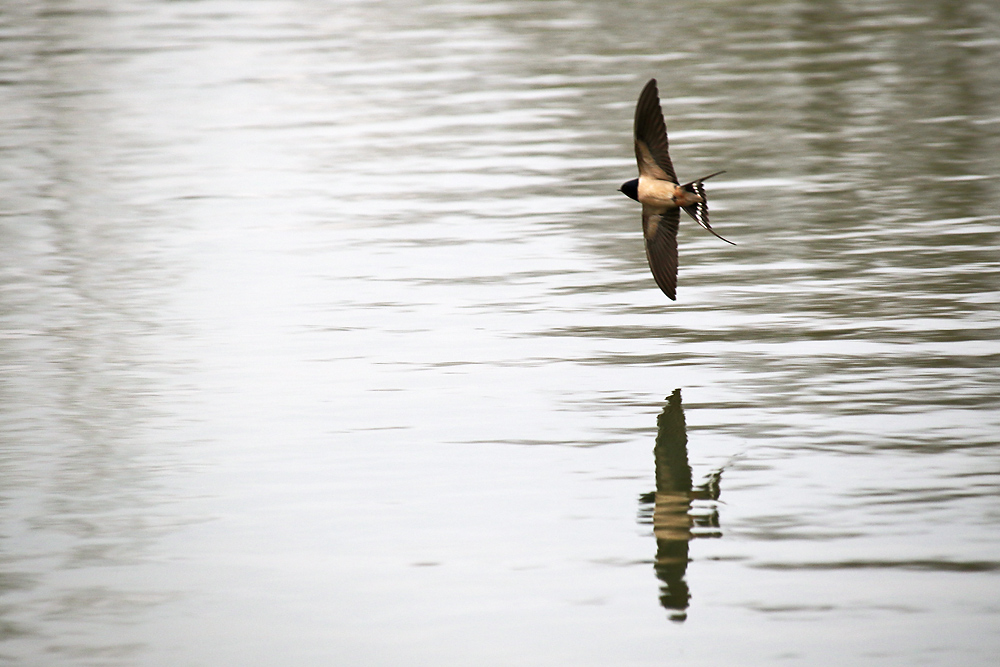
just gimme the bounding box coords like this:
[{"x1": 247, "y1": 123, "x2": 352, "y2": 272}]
[
  {"x1": 642, "y1": 205, "x2": 681, "y2": 300},
  {"x1": 634, "y1": 79, "x2": 677, "y2": 184}
]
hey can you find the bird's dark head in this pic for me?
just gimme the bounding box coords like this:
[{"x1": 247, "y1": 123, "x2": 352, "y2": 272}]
[{"x1": 619, "y1": 178, "x2": 639, "y2": 201}]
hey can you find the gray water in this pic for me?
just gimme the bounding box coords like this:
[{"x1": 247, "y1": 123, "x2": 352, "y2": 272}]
[{"x1": 2, "y1": 1, "x2": 999, "y2": 665}]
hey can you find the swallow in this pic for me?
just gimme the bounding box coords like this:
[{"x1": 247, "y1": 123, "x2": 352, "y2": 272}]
[{"x1": 619, "y1": 78, "x2": 733, "y2": 301}]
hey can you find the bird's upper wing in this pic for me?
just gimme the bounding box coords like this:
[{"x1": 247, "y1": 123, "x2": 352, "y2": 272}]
[
  {"x1": 634, "y1": 79, "x2": 677, "y2": 184},
  {"x1": 642, "y1": 205, "x2": 681, "y2": 300}
]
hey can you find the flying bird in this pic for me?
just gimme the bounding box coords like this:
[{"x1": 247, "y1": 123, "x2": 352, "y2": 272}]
[{"x1": 619, "y1": 78, "x2": 734, "y2": 301}]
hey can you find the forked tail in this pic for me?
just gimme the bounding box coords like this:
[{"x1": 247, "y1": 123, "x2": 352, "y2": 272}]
[{"x1": 680, "y1": 171, "x2": 735, "y2": 245}]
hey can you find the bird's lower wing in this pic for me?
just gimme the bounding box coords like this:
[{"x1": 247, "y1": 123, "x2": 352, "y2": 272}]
[{"x1": 642, "y1": 205, "x2": 681, "y2": 300}]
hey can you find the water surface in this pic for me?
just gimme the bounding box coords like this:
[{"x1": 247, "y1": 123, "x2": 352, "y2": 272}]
[{"x1": 1, "y1": 1, "x2": 999, "y2": 665}]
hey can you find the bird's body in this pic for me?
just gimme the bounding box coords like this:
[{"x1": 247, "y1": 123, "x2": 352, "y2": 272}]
[
  {"x1": 637, "y1": 179, "x2": 704, "y2": 209},
  {"x1": 620, "y1": 78, "x2": 733, "y2": 301}
]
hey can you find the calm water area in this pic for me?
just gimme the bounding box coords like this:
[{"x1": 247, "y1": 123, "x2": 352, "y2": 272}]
[{"x1": 1, "y1": 1, "x2": 999, "y2": 665}]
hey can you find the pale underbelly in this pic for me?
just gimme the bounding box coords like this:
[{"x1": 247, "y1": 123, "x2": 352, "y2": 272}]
[{"x1": 637, "y1": 177, "x2": 684, "y2": 208}]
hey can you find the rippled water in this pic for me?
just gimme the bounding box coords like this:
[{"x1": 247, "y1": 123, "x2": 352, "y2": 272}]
[{"x1": 2, "y1": 1, "x2": 999, "y2": 665}]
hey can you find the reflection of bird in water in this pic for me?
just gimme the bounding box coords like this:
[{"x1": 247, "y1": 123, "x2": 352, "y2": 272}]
[{"x1": 637, "y1": 389, "x2": 722, "y2": 622}]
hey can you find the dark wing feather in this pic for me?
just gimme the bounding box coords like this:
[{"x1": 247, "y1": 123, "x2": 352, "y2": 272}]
[
  {"x1": 642, "y1": 205, "x2": 681, "y2": 300},
  {"x1": 634, "y1": 79, "x2": 677, "y2": 183}
]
